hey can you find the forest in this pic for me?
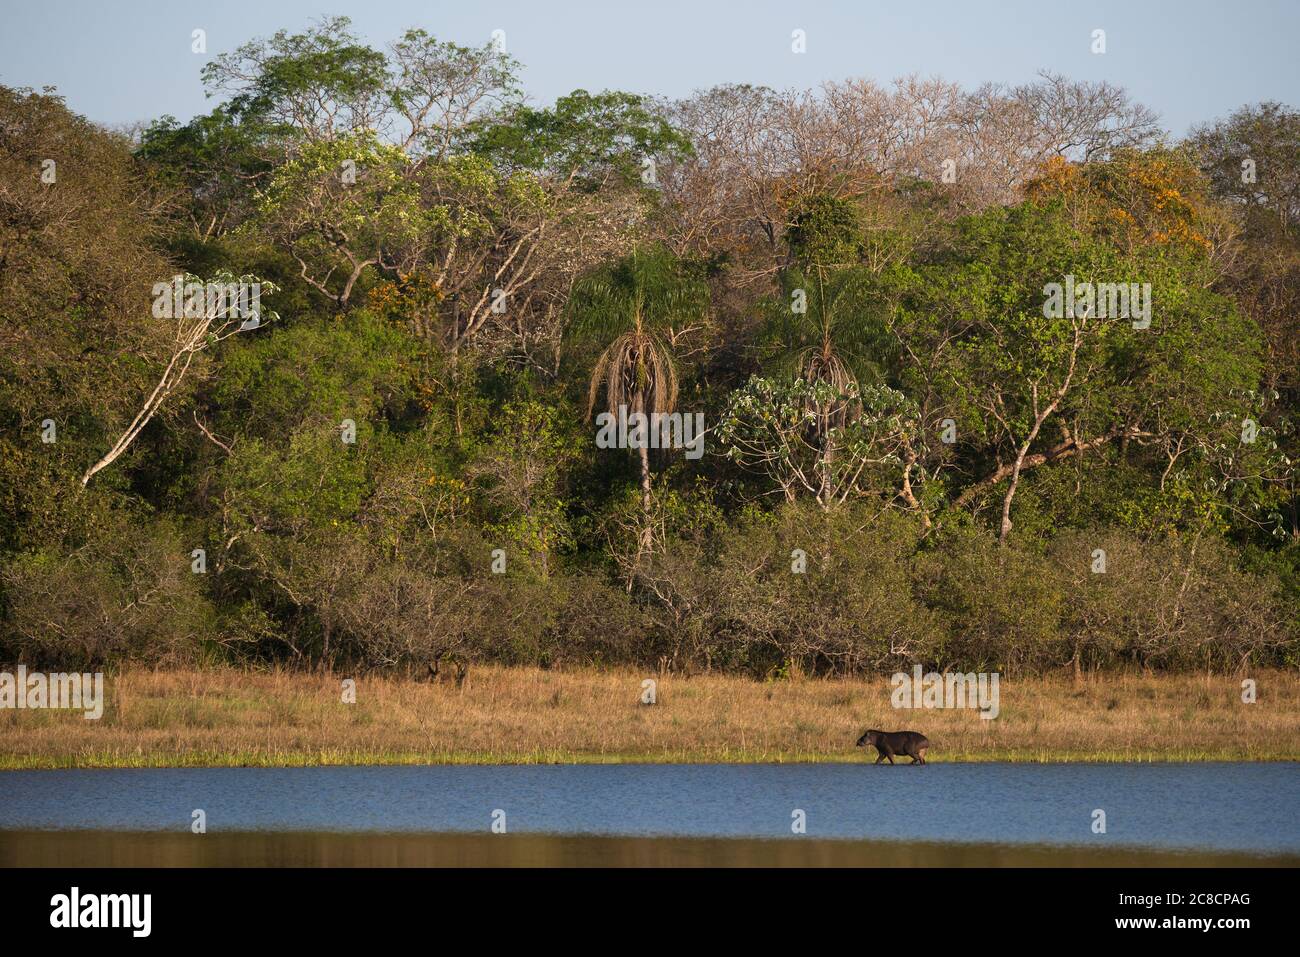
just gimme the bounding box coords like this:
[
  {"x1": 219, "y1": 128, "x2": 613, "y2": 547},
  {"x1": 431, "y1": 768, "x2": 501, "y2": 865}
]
[{"x1": 2, "y1": 17, "x2": 1297, "y2": 679}]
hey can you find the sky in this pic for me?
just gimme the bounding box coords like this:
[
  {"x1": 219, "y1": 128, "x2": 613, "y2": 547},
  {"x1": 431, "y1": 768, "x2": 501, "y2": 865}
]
[{"x1": 1, "y1": 0, "x2": 1297, "y2": 137}]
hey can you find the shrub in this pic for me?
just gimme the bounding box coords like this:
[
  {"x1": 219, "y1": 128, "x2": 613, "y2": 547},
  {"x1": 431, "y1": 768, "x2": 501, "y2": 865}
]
[{"x1": 0, "y1": 516, "x2": 214, "y2": 668}]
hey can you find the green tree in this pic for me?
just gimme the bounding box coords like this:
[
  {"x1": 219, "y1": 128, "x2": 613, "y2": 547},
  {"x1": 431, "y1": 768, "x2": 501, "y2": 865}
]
[
  {"x1": 570, "y1": 248, "x2": 709, "y2": 554},
  {"x1": 469, "y1": 89, "x2": 691, "y2": 187}
]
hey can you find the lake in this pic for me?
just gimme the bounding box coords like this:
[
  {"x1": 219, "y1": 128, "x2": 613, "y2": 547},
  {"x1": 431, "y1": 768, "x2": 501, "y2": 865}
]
[{"x1": 2, "y1": 763, "x2": 1297, "y2": 866}]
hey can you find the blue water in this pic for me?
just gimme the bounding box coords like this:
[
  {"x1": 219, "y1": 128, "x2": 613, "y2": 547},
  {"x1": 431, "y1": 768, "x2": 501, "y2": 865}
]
[{"x1": 1, "y1": 763, "x2": 1297, "y2": 853}]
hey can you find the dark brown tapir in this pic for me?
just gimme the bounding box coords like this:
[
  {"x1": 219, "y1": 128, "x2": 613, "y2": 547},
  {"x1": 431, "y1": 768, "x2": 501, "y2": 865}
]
[{"x1": 856, "y1": 729, "x2": 929, "y2": 765}]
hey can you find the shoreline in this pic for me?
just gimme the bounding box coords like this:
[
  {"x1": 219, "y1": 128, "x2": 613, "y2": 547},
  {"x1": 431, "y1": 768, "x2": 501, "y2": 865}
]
[
  {"x1": 2, "y1": 665, "x2": 1297, "y2": 769},
  {"x1": 4, "y1": 752, "x2": 1300, "y2": 770}
]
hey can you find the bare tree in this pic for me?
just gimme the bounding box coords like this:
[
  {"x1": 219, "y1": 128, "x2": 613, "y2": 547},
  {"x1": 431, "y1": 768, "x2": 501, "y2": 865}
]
[{"x1": 80, "y1": 274, "x2": 275, "y2": 486}]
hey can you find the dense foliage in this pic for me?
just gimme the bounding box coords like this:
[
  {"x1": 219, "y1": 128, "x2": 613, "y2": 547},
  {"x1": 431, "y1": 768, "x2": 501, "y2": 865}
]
[{"x1": 2, "y1": 19, "x2": 1297, "y2": 676}]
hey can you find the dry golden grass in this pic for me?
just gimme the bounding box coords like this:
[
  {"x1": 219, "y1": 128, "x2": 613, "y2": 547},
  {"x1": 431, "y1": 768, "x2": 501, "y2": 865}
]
[{"x1": 1, "y1": 665, "x2": 1296, "y2": 768}]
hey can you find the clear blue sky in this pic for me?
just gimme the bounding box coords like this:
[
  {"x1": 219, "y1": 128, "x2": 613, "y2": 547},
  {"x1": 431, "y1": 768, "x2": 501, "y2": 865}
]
[{"x1": 2, "y1": 0, "x2": 1297, "y2": 137}]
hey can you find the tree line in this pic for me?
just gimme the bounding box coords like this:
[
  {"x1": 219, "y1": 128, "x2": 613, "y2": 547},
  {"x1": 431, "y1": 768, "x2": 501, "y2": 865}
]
[{"x1": 2, "y1": 17, "x2": 1297, "y2": 677}]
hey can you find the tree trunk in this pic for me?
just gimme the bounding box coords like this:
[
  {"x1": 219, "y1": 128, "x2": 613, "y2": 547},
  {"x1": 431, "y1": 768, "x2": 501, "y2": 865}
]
[
  {"x1": 998, "y1": 386, "x2": 1072, "y2": 543},
  {"x1": 631, "y1": 385, "x2": 654, "y2": 555},
  {"x1": 339, "y1": 258, "x2": 373, "y2": 309},
  {"x1": 638, "y1": 441, "x2": 653, "y2": 553},
  {"x1": 998, "y1": 447, "x2": 1030, "y2": 545},
  {"x1": 998, "y1": 327, "x2": 1084, "y2": 545},
  {"x1": 81, "y1": 341, "x2": 197, "y2": 486},
  {"x1": 900, "y1": 449, "x2": 931, "y2": 531}
]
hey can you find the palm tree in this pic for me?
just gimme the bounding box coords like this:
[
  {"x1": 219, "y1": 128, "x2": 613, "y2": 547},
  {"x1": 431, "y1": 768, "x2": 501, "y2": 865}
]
[
  {"x1": 756, "y1": 263, "x2": 905, "y2": 507},
  {"x1": 765, "y1": 264, "x2": 882, "y2": 441},
  {"x1": 571, "y1": 247, "x2": 709, "y2": 554}
]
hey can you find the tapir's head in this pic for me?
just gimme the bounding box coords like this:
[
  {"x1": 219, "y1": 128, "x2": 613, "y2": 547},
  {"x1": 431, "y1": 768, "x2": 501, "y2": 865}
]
[{"x1": 856, "y1": 729, "x2": 881, "y2": 748}]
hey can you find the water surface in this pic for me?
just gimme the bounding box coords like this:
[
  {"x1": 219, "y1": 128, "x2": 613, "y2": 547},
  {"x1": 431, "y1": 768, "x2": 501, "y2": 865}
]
[{"x1": 2, "y1": 763, "x2": 1296, "y2": 857}]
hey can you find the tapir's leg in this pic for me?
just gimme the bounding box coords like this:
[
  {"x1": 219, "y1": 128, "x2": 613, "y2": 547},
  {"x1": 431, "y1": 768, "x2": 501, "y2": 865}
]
[
  {"x1": 885, "y1": 750, "x2": 895, "y2": 765},
  {"x1": 874, "y1": 751, "x2": 886, "y2": 765},
  {"x1": 917, "y1": 748, "x2": 927, "y2": 766}
]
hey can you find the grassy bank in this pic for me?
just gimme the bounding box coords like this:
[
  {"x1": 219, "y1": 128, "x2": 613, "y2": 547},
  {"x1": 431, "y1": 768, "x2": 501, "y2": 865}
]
[{"x1": 1, "y1": 666, "x2": 1297, "y2": 769}]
